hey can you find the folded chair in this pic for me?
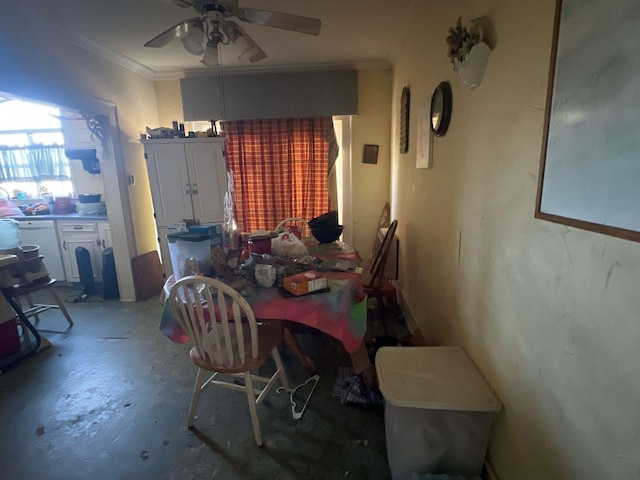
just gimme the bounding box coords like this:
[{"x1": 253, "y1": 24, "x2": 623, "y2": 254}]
[
  {"x1": 362, "y1": 220, "x2": 398, "y2": 336},
  {"x1": 168, "y1": 275, "x2": 290, "y2": 446}
]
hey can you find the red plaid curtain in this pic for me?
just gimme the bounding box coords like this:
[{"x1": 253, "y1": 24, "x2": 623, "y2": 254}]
[{"x1": 224, "y1": 117, "x2": 338, "y2": 232}]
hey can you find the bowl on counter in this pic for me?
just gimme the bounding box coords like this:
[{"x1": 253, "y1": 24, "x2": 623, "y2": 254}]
[
  {"x1": 77, "y1": 201, "x2": 106, "y2": 215},
  {"x1": 78, "y1": 193, "x2": 102, "y2": 203}
]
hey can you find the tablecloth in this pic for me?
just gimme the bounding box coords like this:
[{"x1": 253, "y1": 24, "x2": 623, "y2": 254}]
[{"x1": 159, "y1": 270, "x2": 367, "y2": 354}]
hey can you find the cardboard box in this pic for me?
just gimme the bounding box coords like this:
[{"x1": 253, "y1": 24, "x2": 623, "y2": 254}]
[{"x1": 283, "y1": 271, "x2": 328, "y2": 296}]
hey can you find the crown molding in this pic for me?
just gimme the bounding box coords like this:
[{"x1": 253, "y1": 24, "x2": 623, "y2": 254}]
[{"x1": 59, "y1": 28, "x2": 159, "y2": 80}]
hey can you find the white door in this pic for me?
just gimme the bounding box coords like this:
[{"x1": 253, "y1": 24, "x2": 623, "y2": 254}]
[
  {"x1": 185, "y1": 141, "x2": 227, "y2": 224},
  {"x1": 145, "y1": 142, "x2": 193, "y2": 227},
  {"x1": 18, "y1": 220, "x2": 66, "y2": 281},
  {"x1": 98, "y1": 221, "x2": 112, "y2": 250}
]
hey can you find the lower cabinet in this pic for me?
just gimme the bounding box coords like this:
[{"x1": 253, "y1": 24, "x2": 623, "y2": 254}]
[{"x1": 57, "y1": 221, "x2": 110, "y2": 282}]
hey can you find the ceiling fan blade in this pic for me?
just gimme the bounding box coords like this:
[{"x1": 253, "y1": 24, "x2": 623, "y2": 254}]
[
  {"x1": 144, "y1": 17, "x2": 201, "y2": 48},
  {"x1": 236, "y1": 8, "x2": 321, "y2": 35},
  {"x1": 224, "y1": 21, "x2": 267, "y2": 63}
]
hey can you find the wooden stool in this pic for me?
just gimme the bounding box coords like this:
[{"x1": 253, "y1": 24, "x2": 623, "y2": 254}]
[{"x1": 6, "y1": 278, "x2": 73, "y2": 327}]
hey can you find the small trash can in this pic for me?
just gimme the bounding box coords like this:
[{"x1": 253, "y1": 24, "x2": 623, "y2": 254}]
[
  {"x1": 375, "y1": 346, "x2": 502, "y2": 480},
  {"x1": 167, "y1": 232, "x2": 211, "y2": 279}
]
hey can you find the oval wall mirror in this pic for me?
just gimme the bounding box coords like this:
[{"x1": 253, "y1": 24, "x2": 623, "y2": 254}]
[{"x1": 430, "y1": 81, "x2": 453, "y2": 136}]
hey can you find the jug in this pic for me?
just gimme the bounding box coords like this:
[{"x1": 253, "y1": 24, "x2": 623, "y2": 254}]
[{"x1": 0, "y1": 219, "x2": 20, "y2": 250}]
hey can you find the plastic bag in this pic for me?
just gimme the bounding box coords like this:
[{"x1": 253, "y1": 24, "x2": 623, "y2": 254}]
[
  {"x1": 271, "y1": 232, "x2": 308, "y2": 258},
  {"x1": 0, "y1": 188, "x2": 23, "y2": 217}
]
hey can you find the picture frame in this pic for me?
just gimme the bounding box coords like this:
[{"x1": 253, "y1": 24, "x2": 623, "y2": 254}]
[
  {"x1": 399, "y1": 86, "x2": 410, "y2": 154},
  {"x1": 362, "y1": 144, "x2": 379, "y2": 164},
  {"x1": 416, "y1": 100, "x2": 433, "y2": 169},
  {"x1": 535, "y1": 0, "x2": 640, "y2": 242}
]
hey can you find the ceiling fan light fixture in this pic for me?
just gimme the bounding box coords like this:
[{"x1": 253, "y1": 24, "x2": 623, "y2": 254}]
[
  {"x1": 245, "y1": 46, "x2": 267, "y2": 63},
  {"x1": 181, "y1": 23, "x2": 205, "y2": 55},
  {"x1": 200, "y1": 41, "x2": 219, "y2": 66},
  {"x1": 233, "y1": 33, "x2": 253, "y2": 59},
  {"x1": 226, "y1": 23, "x2": 266, "y2": 63},
  {"x1": 145, "y1": 1, "x2": 320, "y2": 66}
]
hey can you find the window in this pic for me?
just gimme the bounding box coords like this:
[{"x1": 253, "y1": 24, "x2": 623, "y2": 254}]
[
  {"x1": 0, "y1": 97, "x2": 73, "y2": 198},
  {"x1": 224, "y1": 117, "x2": 337, "y2": 232}
]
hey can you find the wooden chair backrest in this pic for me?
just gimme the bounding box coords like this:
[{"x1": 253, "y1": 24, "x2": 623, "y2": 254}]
[
  {"x1": 168, "y1": 276, "x2": 259, "y2": 367},
  {"x1": 369, "y1": 219, "x2": 397, "y2": 287},
  {"x1": 370, "y1": 202, "x2": 391, "y2": 262},
  {"x1": 275, "y1": 217, "x2": 309, "y2": 239}
]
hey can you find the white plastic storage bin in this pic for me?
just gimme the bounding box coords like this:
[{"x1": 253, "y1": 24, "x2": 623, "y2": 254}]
[
  {"x1": 375, "y1": 346, "x2": 501, "y2": 480},
  {"x1": 167, "y1": 232, "x2": 211, "y2": 279}
]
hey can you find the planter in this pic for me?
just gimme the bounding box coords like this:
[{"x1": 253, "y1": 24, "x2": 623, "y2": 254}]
[{"x1": 454, "y1": 41, "x2": 491, "y2": 89}]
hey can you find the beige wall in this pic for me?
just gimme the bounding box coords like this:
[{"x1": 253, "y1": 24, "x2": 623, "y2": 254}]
[
  {"x1": 154, "y1": 80, "x2": 184, "y2": 127},
  {"x1": 391, "y1": 0, "x2": 640, "y2": 478},
  {"x1": 351, "y1": 69, "x2": 393, "y2": 257}
]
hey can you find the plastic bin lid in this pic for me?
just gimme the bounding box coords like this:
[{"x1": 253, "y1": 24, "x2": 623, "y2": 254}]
[
  {"x1": 166, "y1": 232, "x2": 209, "y2": 243},
  {"x1": 375, "y1": 346, "x2": 502, "y2": 412}
]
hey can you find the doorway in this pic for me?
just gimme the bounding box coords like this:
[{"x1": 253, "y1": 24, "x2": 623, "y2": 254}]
[{"x1": 0, "y1": 91, "x2": 137, "y2": 300}]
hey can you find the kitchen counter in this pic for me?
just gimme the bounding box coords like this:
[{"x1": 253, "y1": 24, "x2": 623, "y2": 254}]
[{"x1": 10, "y1": 214, "x2": 108, "y2": 221}]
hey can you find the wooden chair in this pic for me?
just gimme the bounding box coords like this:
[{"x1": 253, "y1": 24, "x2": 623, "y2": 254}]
[
  {"x1": 168, "y1": 275, "x2": 290, "y2": 446},
  {"x1": 362, "y1": 220, "x2": 398, "y2": 335},
  {"x1": 369, "y1": 202, "x2": 397, "y2": 307},
  {"x1": 275, "y1": 217, "x2": 309, "y2": 239}
]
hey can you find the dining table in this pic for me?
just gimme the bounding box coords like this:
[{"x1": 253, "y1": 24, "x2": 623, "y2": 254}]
[{"x1": 159, "y1": 239, "x2": 374, "y2": 374}]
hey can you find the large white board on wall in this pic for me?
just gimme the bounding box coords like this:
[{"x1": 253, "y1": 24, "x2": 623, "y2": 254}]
[{"x1": 536, "y1": 0, "x2": 640, "y2": 242}]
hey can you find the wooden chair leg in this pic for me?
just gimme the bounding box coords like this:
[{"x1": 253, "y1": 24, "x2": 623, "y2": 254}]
[
  {"x1": 25, "y1": 294, "x2": 41, "y2": 323},
  {"x1": 271, "y1": 347, "x2": 291, "y2": 392},
  {"x1": 188, "y1": 368, "x2": 206, "y2": 427},
  {"x1": 47, "y1": 286, "x2": 74, "y2": 326},
  {"x1": 244, "y1": 372, "x2": 263, "y2": 446}
]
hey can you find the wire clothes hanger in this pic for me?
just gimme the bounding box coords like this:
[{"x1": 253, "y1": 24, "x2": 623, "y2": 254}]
[{"x1": 277, "y1": 374, "x2": 319, "y2": 420}]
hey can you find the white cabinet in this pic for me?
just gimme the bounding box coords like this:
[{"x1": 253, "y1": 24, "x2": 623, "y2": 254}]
[
  {"x1": 143, "y1": 138, "x2": 227, "y2": 227},
  {"x1": 98, "y1": 221, "x2": 111, "y2": 250},
  {"x1": 61, "y1": 118, "x2": 96, "y2": 149},
  {"x1": 57, "y1": 221, "x2": 111, "y2": 282},
  {"x1": 143, "y1": 138, "x2": 227, "y2": 275}
]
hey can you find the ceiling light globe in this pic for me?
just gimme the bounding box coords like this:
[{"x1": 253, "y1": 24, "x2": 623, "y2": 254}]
[
  {"x1": 200, "y1": 43, "x2": 219, "y2": 67},
  {"x1": 182, "y1": 25, "x2": 205, "y2": 55}
]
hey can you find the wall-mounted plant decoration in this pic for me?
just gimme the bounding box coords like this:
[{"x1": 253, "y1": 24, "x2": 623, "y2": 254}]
[{"x1": 446, "y1": 17, "x2": 491, "y2": 89}]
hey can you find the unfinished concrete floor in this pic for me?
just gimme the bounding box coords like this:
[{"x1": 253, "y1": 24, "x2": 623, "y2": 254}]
[{"x1": 0, "y1": 287, "x2": 392, "y2": 480}]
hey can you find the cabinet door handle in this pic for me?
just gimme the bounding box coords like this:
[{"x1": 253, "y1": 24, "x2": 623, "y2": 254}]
[
  {"x1": 96, "y1": 239, "x2": 101, "y2": 247},
  {"x1": 63, "y1": 241, "x2": 67, "y2": 250},
  {"x1": 102, "y1": 239, "x2": 106, "y2": 249},
  {"x1": 191, "y1": 189, "x2": 198, "y2": 194}
]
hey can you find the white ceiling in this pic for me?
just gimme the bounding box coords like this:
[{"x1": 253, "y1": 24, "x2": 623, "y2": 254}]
[{"x1": 32, "y1": 0, "x2": 420, "y2": 80}]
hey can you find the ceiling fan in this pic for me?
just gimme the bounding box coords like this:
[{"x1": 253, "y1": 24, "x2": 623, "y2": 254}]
[{"x1": 144, "y1": 0, "x2": 322, "y2": 66}]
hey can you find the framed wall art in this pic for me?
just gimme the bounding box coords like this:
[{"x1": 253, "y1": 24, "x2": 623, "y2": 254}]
[
  {"x1": 399, "y1": 86, "x2": 410, "y2": 154},
  {"x1": 362, "y1": 144, "x2": 379, "y2": 164},
  {"x1": 535, "y1": 0, "x2": 640, "y2": 242}
]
